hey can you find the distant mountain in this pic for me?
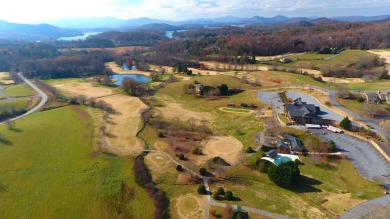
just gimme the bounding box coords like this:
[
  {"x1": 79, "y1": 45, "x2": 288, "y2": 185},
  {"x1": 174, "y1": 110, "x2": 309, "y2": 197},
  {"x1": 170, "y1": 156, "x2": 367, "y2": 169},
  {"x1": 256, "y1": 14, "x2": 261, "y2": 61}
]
[
  {"x1": 0, "y1": 20, "x2": 82, "y2": 41},
  {"x1": 331, "y1": 14, "x2": 390, "y2": 22},
  {"x1": 47, "y1": 14, "x2": 390, "y2": 30}
]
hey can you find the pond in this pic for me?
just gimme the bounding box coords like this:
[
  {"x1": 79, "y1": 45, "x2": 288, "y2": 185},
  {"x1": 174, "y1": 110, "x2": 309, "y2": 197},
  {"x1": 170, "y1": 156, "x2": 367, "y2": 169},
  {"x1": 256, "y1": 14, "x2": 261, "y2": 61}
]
[{"x1": 110, "y1": 74, "x2": 150, "y2": 86}]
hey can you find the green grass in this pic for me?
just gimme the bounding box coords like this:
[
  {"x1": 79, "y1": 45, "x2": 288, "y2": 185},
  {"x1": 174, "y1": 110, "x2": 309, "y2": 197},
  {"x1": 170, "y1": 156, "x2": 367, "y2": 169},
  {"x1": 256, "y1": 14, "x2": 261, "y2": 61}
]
[
  {"x1": 3, "y1": 83, "x2": 37, "y2": 97},
  {"x1": 347, "y1": 80, "x2": 390, "y2": 90},
  {"x1": 0, "y1": 98, "x2": 30, "y2": 118},
  {"x1": 0, "y1": 106, "x2": 154, "y2": 218},
  {"x1": 290, "y1": 50, "x2": 378, "y2": 68},
  {"x1": 221, "y1": 107, "x2": 251, "y2": 113},
  {"x1": 213, "y1": 157, "x2": 382, "y2": 218},
  {"x1": 278, "y1": 113, "x2": 290, "y2": 123}
]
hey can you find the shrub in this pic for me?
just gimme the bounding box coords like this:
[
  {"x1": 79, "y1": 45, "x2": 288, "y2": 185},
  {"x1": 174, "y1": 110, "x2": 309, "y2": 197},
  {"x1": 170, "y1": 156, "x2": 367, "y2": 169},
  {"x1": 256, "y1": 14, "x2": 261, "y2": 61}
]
[
  {"x1": 178, "y1": 154, "x2": 185, "y2": 160},
  {"x1": 339, "y1": 116, "x2": 352, "y2": 129},
  {"x1": 212, "y1": 192, "x2": 220, "y2": 200},
  {"x1": 245, "y1": 146, "x2": 253, "y2": 153},
  {"x1": 192, "y1": 147, "x2": 203, "y2": 155},
  {"x1": 199, "y1": 167, "x2": 208, "y2": 176},
  {"x1": 256, "y1": 159, "x2": 273, "y2": 173},
  {"x1": 268, "y1": 161, "x2": 300, "y2": 186},
  {"x1": 326, "y1": 140, "x2": 336, "y2": 152},
  {"x1": 260, "y1": 145, "x2": 272, "y2": 152},
  {"x1": 325, "y1": 101, "x2": 331, "y2": 106},
  {"x1": 197, "y1": 185, "x2": 206, "y2": 194},
  {"x1": 176, "y1": 165, "x2": 183, "y2": 172},
  {"x1": 356, "y1": 96, "x2": 365, "y2": 103},
  {"x1": 217, "y1": 187, "x2": 225, "y2": 196},
  {"x1": 224, "y1": 191, "x2": 233, "y2": 201},
  {"x1": 158, "y1": 132, "x2": 165, "y2": 138}
]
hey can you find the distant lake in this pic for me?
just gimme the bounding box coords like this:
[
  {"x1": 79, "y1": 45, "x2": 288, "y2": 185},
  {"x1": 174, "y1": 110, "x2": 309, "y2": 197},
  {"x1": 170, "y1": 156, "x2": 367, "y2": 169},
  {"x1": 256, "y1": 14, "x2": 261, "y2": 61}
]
[
  {"x1": 110, "y1": 74, "x2": 150, "y2": 85},
  {"x1": 58, "y1": 32, "x2": 101, "y2": 41}
]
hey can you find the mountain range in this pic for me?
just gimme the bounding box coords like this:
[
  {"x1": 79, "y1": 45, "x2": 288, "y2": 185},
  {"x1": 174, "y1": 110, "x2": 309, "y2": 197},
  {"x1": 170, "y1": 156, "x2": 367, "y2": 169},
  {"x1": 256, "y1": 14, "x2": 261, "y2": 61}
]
[{"x1": 1, "y1": 14, "x2": 390, "y2": 41}]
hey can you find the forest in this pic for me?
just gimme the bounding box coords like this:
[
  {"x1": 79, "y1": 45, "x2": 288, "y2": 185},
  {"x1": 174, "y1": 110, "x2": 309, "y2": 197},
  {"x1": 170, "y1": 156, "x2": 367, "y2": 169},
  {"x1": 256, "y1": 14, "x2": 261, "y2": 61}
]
[{"x1": 0, "y1": 19, "x2": 389, "y2": 79}]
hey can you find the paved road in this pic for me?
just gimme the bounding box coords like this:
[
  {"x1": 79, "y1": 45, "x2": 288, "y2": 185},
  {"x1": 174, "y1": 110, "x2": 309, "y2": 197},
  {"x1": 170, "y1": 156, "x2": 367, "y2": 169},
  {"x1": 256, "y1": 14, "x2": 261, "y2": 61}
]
[
  {"x1": 0, "y1": 73, "x2": 48, "y2": 124},
  {"x1": 340, "y1": 195, "x2": 390, "y2": 219}
]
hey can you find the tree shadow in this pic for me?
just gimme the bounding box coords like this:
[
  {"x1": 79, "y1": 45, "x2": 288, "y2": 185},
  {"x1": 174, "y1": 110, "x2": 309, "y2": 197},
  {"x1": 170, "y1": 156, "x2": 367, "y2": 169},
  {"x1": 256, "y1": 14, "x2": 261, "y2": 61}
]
[
  {"x1": 286, "y1": 175, "x2": 322, "y2": 193},
  {"x1": 230, "y1": 196, "x2": 242, "y2": 202},
  {"x1": 9, "y1": 127, "x2": 23, "y2": 132},
  {"x1": 0, "y1": 139, "x2": 13, "y2": 146}
]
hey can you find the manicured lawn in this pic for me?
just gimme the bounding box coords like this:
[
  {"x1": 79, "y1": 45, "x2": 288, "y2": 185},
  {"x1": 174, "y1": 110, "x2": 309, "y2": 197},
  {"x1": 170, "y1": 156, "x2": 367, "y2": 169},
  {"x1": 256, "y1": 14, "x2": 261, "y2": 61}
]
[
  {"x1": 0, "y1": 98, "x2": 29, "y2": 111},
  {"x1": 348, "y1": 80, "x2": 390, "y2": 90},
  {"x1": 0, "y1": 106, "x2": 154, "y2": 218},
  {"x1": 3, "y1": 83, "x2": 37, "y2": 97},
  {"x1": 290, "y1": 50, "x2": 378, "y2": 68},
  {"x1": 222, "y1": 107, "x2": 251, "y2": 113},
  {"x1": 278, "y1": 113, "x2": 290, "y2": 123},
  {"x1": 213, "y1": 157, "x2": 383, "y2": 218}
]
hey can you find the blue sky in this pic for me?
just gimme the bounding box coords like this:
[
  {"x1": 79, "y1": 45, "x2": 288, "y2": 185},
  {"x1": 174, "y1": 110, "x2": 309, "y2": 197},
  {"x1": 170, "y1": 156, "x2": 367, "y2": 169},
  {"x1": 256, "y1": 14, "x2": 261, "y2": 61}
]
[{"x1": 1, "y1": 0, "x2": 390, "y2": 23}]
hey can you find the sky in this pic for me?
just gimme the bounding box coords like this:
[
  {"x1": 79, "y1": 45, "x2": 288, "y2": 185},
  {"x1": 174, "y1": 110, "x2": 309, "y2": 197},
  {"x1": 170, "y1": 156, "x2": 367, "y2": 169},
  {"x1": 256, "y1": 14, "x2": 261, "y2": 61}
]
[{"x1": 1, "y1": 0, "x2": 390, "y2": 23}]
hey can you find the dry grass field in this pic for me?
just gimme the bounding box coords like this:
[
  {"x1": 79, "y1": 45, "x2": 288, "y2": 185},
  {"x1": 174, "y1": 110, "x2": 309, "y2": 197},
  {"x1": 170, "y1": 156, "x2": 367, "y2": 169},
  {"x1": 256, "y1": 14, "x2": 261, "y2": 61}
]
[{"x1": 49, "y1": 79, "x2": 147, "y2": 151}]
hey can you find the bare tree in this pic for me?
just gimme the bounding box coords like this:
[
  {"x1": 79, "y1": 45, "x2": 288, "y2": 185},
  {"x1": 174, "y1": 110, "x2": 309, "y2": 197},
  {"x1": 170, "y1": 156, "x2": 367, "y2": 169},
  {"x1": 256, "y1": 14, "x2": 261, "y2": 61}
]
[
  {"x1": 364, "y1": 101, "x2": 380, "y2": 118},
  {"x1": 150, "y1": 72, "x2": 160, "y2": 81},
  {"x1": 121, "y1": 77, "x2": 139, "y2": 94},
  {"x1": 382, "y1": 121, "x2": 390, "y2": 143}
]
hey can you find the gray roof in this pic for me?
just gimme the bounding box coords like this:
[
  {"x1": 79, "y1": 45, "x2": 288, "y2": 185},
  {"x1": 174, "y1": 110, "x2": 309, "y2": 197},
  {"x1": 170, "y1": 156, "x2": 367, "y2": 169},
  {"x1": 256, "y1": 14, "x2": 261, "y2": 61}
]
[
  {"x1": 365, "y1": 93, "x2": 379, "y2": 101},
  {"x1": 280, "y1": 133, "x2": 303, "y2": 151},
  {"x1": 266, "y1": 150, "x2": 278, "y2": 158},
  {"x1": 285, "y1": 100, "x2": 319, "y2": 118}
]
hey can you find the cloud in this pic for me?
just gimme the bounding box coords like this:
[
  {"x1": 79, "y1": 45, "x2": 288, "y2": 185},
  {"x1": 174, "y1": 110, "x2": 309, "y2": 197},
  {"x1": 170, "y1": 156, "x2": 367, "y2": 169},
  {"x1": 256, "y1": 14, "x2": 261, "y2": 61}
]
[{"x1": 1, "y1": 0, "x2": 390, "y2": 23}]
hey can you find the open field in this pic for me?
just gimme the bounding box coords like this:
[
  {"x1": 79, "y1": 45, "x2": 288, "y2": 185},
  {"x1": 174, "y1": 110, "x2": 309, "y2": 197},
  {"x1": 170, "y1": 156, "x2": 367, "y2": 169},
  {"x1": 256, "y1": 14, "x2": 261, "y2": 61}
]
[
  {"x1": 347, "y1": 80, "x2": 390, "y2": 90},
  {"x1": 212, "y1": 156, "x2": 383, "y2": 218},
  {"x1": 247, "y1": 70, "x2": 327, "y2": 88},
  {"x1": 48, "y1": 78, "x2": 147, "y2": 151},
  {"x1": 0, "y1": 72, "x2": 13, "y2": 85},
  {"x1": 289, "y1": 50, "x2": 378, "y2": 68},
  {"x1": 209, "y1": 205, "x2": 272, "y2": 219},
  {"x1": 0, "y1": 106, "x2": 154, "y2": 218},
  {"x1": 3, "y1": 83, "x2": 37, "y2": 97},
  {"x1": 0, "y1": 98, "x2": 29, "y2": 110}
]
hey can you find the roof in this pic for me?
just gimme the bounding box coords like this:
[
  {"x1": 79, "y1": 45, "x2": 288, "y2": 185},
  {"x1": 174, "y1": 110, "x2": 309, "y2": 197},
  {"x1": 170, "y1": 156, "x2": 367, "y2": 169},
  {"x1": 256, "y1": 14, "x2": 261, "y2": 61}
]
[
  {"x1": 266, "y1": 150, "x2": 278, "y2": 158},
  {"x1": 285, "y1": 100, "x2": 319, "y2": 118},
  {"x1": 277, "y1": 139, "x2": 290, "y2": 149},
  {"x1": 280, "y1": 133, "x2": 303, "y2": 151},
  {"x1": 365, "y1": 92, "x2": 379, "y2": 101}
]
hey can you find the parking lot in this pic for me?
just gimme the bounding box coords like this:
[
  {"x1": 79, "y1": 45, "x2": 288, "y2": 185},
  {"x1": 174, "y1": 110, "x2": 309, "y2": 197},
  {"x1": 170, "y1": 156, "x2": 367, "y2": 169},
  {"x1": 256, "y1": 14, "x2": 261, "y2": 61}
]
[{"x1": 308, "y1": 128, "x2": 390, "y2": 189}]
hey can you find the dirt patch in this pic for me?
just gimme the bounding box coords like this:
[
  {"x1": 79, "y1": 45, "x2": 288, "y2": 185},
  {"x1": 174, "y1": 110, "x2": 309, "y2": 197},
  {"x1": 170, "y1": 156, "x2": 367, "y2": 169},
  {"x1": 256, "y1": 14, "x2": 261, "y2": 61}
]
[
  {"x1": 55, "y1": 79, "x2": 146, "y2": 152},
  {"x1": 197, "y1": 136, "x2": 243, "y2": 165},
  {"x1": 175, "y1": 195, "x2": 204, "y2": 219},
  {"x1": 71, "y1": 105, "x2": 89, "y2": 121},
  {"x1": 257, "y1": 108, "x2": 273, "y2": 118},
  {"x1": 27, "y1": 96, "x2": 41, "y2": 108}
]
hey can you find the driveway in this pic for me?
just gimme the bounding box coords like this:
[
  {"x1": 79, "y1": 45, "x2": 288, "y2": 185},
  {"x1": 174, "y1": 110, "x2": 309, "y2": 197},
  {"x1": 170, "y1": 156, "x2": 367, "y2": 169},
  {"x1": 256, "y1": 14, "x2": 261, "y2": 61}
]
[
  {"x1": 307, "y1": 128, "x2": 390, "y2": 189},
  {"x1": 258, "y1": 92, "x2": 284, "y2": 114}
]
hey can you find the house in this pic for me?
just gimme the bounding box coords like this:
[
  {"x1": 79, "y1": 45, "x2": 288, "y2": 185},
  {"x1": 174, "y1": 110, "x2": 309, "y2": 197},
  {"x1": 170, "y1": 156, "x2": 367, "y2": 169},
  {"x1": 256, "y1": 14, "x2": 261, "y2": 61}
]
[
  {"x1": 365, "y1": 92, "x2": 381, "y2": 104},
  {"x1": 284, "y1": 99, "x2": 320, "y2": 125},
  {"x1": 266, "y1": 150, "x2": 278, "y2": 158},
  {"x1": 280, "y1": 57, "x2": 292, "y2": 63},
  {"x1": 277, "y1": 133, "x2": 303, "y2": 152}
]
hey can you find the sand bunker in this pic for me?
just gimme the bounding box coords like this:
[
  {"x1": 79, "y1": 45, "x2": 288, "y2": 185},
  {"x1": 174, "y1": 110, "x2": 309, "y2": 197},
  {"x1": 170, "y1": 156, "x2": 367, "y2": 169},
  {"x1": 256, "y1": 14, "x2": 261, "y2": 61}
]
[{"x1": 202, "y1": 136, "x2": 244, "y2": 164}]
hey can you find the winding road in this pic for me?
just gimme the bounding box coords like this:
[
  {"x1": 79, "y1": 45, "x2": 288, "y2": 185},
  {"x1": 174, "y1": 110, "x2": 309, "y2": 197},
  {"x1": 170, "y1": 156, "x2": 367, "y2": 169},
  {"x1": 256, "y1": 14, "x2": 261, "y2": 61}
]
[{"x1": 0, "y1": 73, "x2": 48, "y2": 124}]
